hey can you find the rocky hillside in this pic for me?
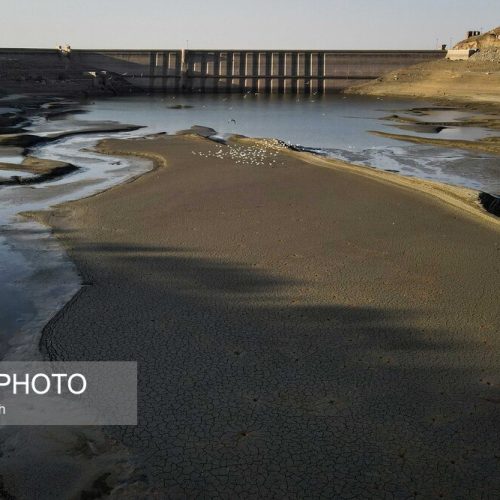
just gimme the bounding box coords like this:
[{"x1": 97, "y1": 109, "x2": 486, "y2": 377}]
[{"x1": 454, "y1": 26, "x2": 500, "y2": 50}]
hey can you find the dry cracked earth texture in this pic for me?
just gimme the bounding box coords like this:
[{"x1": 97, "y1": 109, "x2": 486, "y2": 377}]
[{"x1": 41, "y1": 136, "x2": 500, "y2": 498}]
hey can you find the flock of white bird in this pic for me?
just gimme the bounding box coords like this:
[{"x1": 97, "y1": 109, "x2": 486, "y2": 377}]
[{"x1": 191, "y1": 139, "x2": 286, "y2": 167}]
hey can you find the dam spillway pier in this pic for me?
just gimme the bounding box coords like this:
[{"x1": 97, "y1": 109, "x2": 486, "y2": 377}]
[{"x1": 0, "y1": 48, "x2": 444, "y2": 95}]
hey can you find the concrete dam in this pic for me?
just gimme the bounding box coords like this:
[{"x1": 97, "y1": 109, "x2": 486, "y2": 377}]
[{"x1": 0, "y1": 48, "x2": 444, "y2": 94}]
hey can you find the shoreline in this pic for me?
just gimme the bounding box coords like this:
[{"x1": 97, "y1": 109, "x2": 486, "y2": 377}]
[
  {"x1": 0, "y1": 156, "x2": 79, "y2": 185},
  {"x1": 233, "y1": 136, "x2": 500, "y2": 227},
  {"x1": 15, "y1": 128, "x2": 498, "y2": 359},
  {"x1": 96, "y1": 132, "x2": 500, "y2": 227},
  {"x1": 11, "y1": 127, "x2": 495, "y2": 359},
  {"x1": 370, "y1": 129, "x2": 500, "y2": 156},
  {"x1": 98, "y1": 138, "x2": 499, "y2": 227}
]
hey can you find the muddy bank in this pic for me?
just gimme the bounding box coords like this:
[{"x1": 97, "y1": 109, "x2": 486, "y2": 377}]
[
  {"x1": 383, "y1": 109, "x2": 500, "y2": 131},
  {"x1": 367, "y1": 129, "x2": 500, "y2": 216},
  {"x1": 240, "y1": 136, "x2": 500, "y2": 223},
  {"x1": 0, "y1": 122, "x2": 144, "y2": 149},
  {"x1": 0, "y1": 157, "x2": 78, "y2": 185}
]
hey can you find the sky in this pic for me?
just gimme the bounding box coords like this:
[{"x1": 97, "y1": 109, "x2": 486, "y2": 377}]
[{"x1": 0, "y1": 0, "x2": 498, "y2": 50}]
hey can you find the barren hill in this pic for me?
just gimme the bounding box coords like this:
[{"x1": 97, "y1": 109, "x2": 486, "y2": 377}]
[
  {"x1": 345, "y1": 27, "x2": 500, "y2": 105},
  {"x1": 454, "y1": 26, "x2": 500, "y2": 50}
]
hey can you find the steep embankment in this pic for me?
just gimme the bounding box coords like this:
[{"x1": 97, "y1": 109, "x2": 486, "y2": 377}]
[{"x1": 346, "y1": 27, "x2": 500, "y2": 105}]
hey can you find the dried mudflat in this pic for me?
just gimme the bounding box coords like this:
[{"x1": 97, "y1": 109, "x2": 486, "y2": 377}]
[{"x1": 32, "y1": 135, "x2": 500, "y2": 497}]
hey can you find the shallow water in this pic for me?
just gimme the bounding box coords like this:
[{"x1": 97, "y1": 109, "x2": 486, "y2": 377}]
[
  {"x1": 81, "y1": 94, "x2": 500, "y2": 193},
  {"x1": 0, "y1": 151, "x2": 25, "y2": 165},
  {"x1": 0, "y1": 169, "x2": 36, "y2": 179},
  {"x1": 417, "y1": 127, "x2": 495, "y2": 141},
  {"x1": 0, "y1": 132, "x2": 152, "y2": 359}
]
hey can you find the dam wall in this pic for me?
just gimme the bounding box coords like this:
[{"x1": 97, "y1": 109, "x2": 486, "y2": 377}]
[{"x1": 0, "y1": 48, "x2": 444, "y2": 94}]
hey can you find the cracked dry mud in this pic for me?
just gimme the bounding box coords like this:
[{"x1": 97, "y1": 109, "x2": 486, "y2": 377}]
[{"x1": 40, "y1": 135, "x2": 500, "y2": 498}]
